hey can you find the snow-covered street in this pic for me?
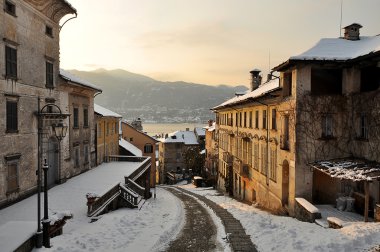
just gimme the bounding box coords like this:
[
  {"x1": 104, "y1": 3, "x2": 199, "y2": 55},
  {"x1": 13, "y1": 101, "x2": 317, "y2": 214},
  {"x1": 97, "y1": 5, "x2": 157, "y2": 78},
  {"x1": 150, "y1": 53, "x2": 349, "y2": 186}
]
[{"x1": 1, "y1": 161, "x2": 380, "y2": 252}]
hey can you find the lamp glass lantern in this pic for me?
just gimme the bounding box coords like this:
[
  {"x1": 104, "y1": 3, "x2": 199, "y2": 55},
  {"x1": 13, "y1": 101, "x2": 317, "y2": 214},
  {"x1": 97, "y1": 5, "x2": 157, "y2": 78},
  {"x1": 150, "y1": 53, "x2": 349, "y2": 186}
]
[{"x1": 53, "y1": 121, "x2": 68, "y2": 141}]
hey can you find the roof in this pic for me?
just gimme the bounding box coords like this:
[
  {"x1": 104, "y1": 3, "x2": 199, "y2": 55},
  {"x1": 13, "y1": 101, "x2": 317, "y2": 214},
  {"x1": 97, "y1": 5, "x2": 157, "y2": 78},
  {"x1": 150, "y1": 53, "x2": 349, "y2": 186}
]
[
  {"x1": 121, "y1": 120, "x2": 159, "y2": 143},
  {"x1": 274, "y1": 35, "x2": 380, "y2": 70},
  {"x1": 160, "y1": 130, "x2": 198, "y2": 145},
  {"x1": 310, "y1": 158, "x2": 380, "y2": 182},
  {"x1": 119, "y1": 139, "x2": 143, "y2": 156},
  {"x1": 194, "y1": 127, "x2": 206, "y2": 136},
  {"x1": 94, "y1": 104, "x2": 122, "y2": 118},
  {"x1": 213, "y1": 78, "x2": 280, "y2": 110},
  {"x1": 60, "y1": 69, "x2": 102, "y2": 92}
]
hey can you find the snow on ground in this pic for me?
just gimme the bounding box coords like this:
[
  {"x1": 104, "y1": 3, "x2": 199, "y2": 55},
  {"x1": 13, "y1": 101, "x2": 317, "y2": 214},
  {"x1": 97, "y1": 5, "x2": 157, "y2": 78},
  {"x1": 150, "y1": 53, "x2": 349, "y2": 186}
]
[
  {"x1": 179, "y1": 183, "x2": 380, "y2": 252},
  {"x1": 35, "y1": 188, "x2": 184, "y2": 252},
  {"x1": 0, "y1": 162, "x2": 184, "y2": 252}
]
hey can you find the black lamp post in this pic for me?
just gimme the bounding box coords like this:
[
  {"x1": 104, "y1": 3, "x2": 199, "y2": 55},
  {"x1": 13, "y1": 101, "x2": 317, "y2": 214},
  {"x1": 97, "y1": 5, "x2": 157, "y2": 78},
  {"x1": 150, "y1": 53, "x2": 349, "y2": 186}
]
[
  {"x1": 41, "y1": 121, "x2": 68, "y2": 248},
  {"x1": 42, "y1": 160, "x2": 50, "y2": 248}
]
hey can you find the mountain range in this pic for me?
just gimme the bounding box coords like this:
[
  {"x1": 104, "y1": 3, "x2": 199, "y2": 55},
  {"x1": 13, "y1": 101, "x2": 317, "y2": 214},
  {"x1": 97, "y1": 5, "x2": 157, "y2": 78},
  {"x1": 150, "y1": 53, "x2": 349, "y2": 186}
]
[{"x1": 67, "y1": 69, "x2": 248, "y2": 123}]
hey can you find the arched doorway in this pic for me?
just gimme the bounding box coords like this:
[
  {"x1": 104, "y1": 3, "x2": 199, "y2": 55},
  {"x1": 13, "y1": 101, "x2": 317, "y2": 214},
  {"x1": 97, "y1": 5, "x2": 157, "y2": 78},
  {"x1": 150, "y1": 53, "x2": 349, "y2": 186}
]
[
  {"x1": 47, "y1": 137, "x2": 59, "y2": 187},
  {"x1": 282, "y1": 160, "x2": 290, "y2": 206}
]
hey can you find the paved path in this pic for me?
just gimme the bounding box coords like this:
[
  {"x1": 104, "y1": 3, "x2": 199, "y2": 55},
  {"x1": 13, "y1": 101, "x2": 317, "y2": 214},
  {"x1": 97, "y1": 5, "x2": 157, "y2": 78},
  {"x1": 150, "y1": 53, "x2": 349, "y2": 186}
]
[
  {"x1": 174, "y1": 187, "x2": 257, "y2": 252},
  {"x1": 165, "y1": 187, "x2": 218, "y2": 252},
  {"x1": 169, "y1": 187, "x2": 257, "y2": 252}
]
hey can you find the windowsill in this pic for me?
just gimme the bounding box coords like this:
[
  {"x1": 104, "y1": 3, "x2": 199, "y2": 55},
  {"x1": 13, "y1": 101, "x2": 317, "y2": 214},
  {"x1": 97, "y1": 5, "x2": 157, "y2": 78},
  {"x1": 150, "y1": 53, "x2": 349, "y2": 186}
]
[
  {"x1": 6, "y1": 129, "x2": 18, "y2": 134},
  {"x1": 271, "y1": 129, "x2": 277, "y2": 132},
  {"x1": 6, "y1": 188, "x2": 19, "y2": 195},
  {"x1": 46, "y1": 34, "x2": 54, "y2": 39},
  {"x1": 280, "y1": 147, "x2": 290, "y2": 151},
  {"x1": 83, "y1": 126, "x2": 89, "y2": 129},
  {"x1": 73, "y1": 127, "x2": 79, "y2": 130},
  {"x1": 355, "y1": 137, "x2": 369, "y2": 142},
  {"x1": 5, "y1": 75, "x2": 17, "y2": 80},
  {"x1": 4, "y1": 10, "x2": 17, "y2": 17},
  {"x1": 45, "y1": 85, "x2": 55, "y2": 89},
  {"x1": 318, "y1": 136, "x2": 336, "y2": 141}
]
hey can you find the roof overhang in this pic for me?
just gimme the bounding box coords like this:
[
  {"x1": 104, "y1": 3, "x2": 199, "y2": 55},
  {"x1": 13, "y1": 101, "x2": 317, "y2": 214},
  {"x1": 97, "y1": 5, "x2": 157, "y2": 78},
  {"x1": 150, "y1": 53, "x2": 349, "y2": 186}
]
[{"x1": 24, "y1": 0, "x2": 77, "y2": 23}]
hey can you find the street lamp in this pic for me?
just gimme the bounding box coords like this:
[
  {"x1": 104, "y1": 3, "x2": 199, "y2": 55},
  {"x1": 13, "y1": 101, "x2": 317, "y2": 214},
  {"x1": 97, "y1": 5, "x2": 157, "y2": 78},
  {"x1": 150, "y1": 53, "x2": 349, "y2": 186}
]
[
  {"x1": 36, "y1": 103, "x2": 69, "y2": 248},
  {"x1": 41, "y1": 120, "x2": 67, "y2": 247},
  {"x1": 53, "y1": 122, "x2": 68, "y2": 141}
]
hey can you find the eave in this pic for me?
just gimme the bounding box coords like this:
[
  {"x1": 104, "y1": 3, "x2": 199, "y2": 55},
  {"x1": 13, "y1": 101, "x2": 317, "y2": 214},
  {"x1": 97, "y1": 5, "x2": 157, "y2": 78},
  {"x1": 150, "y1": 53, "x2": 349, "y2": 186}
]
[{"x1": 24, "y1": 0, "x2": 77, "y2": 23}]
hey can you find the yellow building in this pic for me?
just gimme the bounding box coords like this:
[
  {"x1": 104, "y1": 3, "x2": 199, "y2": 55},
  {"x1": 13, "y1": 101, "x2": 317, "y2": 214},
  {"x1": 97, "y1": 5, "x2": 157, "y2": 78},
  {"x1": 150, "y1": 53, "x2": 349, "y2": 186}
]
[
  {"x1": 95, "y1": 104, "x2": 122, "y2": 164},
  {"x1": 121, "y1": 120, "x2": 158, "y2": 187}
]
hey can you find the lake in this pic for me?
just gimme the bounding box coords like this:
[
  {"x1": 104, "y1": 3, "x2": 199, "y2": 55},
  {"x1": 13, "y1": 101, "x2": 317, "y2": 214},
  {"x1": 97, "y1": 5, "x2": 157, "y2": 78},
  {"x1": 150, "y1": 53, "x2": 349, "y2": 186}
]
[{"x1": 143, "y1": 123, "x2": 206, "y2": 136}]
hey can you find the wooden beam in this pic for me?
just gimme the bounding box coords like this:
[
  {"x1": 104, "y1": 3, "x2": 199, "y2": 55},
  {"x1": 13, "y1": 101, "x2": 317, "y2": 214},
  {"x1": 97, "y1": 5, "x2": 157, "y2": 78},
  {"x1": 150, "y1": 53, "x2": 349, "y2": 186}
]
[{"x1": 364, "y1": 181, "x2": 369, "y2": 222}]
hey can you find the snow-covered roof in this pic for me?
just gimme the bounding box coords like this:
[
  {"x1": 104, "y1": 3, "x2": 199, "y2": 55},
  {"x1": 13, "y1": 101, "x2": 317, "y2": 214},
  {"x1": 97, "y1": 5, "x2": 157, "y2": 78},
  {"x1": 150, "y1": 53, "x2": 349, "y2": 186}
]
[
  {"x1": 60, "y1": 69, "x2": 102, "y2": 92},
  {"x1": 195, "y1": 127, "x2": 206, "y2": 136},
  {"x1": 95, "y1": 104, "x2": 122, "y2": 118},
  {"x1": 213, "y1": 78, "x2": 280, "y2": 109},
  {"x1": 311, "y1": 158, "x2": 380, "y2": 181},
  {"x1": 203, "y1": 122, "x2": 216, "y2": 132},
  {"x1": 290, "y1": 35, "x2": 380, "y2": 61},
  {"x1": 160, "y1": 130, "x2": 198, "y2": 145},
  {"x1": 119, "y1": 139, "x2": 142, "y2": 156}
]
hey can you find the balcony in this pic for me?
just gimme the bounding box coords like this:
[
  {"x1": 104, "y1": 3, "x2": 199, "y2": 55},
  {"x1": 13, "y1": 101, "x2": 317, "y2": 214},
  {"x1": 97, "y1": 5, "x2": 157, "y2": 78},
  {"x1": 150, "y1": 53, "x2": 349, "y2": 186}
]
[{"x1": 222, "y1": 151, "x2": 233, "y2": 165}]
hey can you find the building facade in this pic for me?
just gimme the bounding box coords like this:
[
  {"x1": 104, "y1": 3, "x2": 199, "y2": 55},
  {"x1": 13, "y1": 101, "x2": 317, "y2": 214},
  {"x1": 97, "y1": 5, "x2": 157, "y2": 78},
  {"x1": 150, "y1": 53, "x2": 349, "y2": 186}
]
[
  {"x1": 158, "y1": 129, "x2": 199, "y2": 184},
  {"x1": 213, "y1": 24, "x2": 380, "y2": 216},
  {"x1": 0, "y1": 0, "x2": 76, "y2": 207},
  {"x1": 203, "y1": 120, "x2": 218, "y2": 185},
  {"x1": 121, "y1": 120, "x2": 158, "y2": 187},
  {"x1": 95, "y1": 104, "x2": 121, "y2": 165}
]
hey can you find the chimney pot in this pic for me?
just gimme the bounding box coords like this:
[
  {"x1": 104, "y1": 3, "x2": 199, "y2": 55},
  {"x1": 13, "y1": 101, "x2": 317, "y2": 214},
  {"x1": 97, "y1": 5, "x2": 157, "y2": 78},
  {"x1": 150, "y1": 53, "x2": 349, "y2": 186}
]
[
  {"x1": 343, "y1": 23, "x2": 362, "y2": 41},
  {"x1": 250, "y1": 68, "x2": 262, "y2": 91}
]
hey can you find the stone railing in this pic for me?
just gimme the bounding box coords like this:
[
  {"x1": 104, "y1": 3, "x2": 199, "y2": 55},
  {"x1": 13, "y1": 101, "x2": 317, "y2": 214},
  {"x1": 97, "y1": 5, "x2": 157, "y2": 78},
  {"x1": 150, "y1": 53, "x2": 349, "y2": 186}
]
[
  {"x1": 119, "y1": 183, "x2": 139, "y2": 207},
  {"x1": 87, "y1": 183, "x2": 120, "y2": 216},
  {"x1": 125, "y1": 178, "x2": 145, "y2": 196}
]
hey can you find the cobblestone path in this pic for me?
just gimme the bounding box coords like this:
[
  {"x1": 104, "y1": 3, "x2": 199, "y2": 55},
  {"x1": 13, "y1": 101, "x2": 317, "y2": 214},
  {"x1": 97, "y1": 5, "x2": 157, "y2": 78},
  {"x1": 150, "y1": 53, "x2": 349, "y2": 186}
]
[
  {"x1": 174, "y1": 187, "x2": 257, "y2": 252},
  {"x1": 165, "y1": 187, "x2": 218, "y2": 252}
]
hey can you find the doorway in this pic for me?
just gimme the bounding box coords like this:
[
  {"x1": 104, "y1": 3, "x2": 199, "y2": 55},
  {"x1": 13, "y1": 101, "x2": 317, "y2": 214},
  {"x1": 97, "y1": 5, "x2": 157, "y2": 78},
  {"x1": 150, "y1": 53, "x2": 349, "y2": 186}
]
[
  {"x1": 282, "y1": 160, "x2": 290, "y2": 206},
  {"x1": 47, "y1": 137, "x2": 59, "y2": 187}
]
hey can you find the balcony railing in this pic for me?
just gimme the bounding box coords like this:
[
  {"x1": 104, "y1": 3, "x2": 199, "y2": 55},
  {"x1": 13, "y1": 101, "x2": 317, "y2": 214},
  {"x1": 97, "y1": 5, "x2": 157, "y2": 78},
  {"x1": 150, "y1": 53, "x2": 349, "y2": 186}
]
[{"x1": 222, "y1": 152, "x2": 233, "y2": 165}]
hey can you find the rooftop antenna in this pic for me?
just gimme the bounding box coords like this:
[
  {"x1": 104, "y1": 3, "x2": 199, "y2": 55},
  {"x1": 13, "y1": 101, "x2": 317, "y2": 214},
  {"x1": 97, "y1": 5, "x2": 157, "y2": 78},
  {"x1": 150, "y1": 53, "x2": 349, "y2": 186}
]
[
  {"x1": 268, "y1": 50, "x2": 271, "y2": 73},
  {"x1": 339, "y1": 0, "x2": 343, "y2": 37}
]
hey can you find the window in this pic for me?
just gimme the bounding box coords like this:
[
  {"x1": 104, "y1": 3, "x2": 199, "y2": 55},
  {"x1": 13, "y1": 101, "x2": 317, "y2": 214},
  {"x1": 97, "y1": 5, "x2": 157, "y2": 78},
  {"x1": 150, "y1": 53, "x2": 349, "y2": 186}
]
[
  {"x1": 359, "y1": 114, "x2": 368, "y2": 139},
  {"x1": 249, "y1": 111, "x2": 252, "y2": 128},
  {"x1": 115, "y1": 122, "x2": 118, "y2": 134},
  {"x1": 322, "y1": 114, "x2": 333, "y2": 138},
  {"x1": 235, "y1": 113, "x2": 238, "y2": 126},
  {"x1": 272, "y1": 109, "x2": 276, "y2": 130},
  {"x1": 7, "y1": 160, "x2": 19, "y2": 193},
  {"x1": 74, "y1": 148, "x2": 80, "y2": 167},
  {"x1": 176, "y1": 152, "x2": 181, "y2": 160},
  {"x1": 281, "y1": 115, "x2": 290, "y2": 150},
  {"x1": 106, "y1": 123, "x2": 109, "y2": 135},
  {"x1": 262, "y1": 110, "x2": 267, "y2": 129},
  {"x1": 239, "y1": 112, "x2": 242, "y2": 127},
  {"x1": 244, "y1": 112, "x2": 247, "y2": 128},
  {"x1": 253, "y1": 142, "x2": 259, "y2": 170},
  {"x1": 73, "y1": 108, "x2": 79, "y2": 128},
  {"x1": 283, "y1": 71, "x2": 292, "y2": 97},
  {"x1": 5, "y1": 1, "x2": 16, "y2": 16},
  {"x1": 83, "y1": 108, "x2": 88, "y2": 127},
  {"x1": 311, "y1": 69, "x2": 342, "y2": 95},
  {"x1": 46, "y1": 62, "x2": 54, "y2": 88},
  {"x1": 130, "y1": 137, "x2": 133, "y2": 142},
  {"x1": 84, "y1": 145, "x2": 89, "y2": 164},
  {"x1": 255, "y1": 111, "x2": 259, "y2": 128},
  {"x1": 6, "y1": 100, "x2": 18, "y2": 132},
  {"x1": 5, "y1": 46, "x2": 17, "y2": 78},
  {"x1": 97, "y1": 123, "x2": 102, "y2": 137},
  {"x1": 261, "y1": 144, "x2": 267, "y2": 175},
  {"x1": 144, "y1": 144, "x2": 153, "y2": 153},
  {"x1": 45, "y1": 25, "x2": 53, "y2": 37},
  {"x1": 270, "y1": 149, "x2": 277, "y2": 181}
]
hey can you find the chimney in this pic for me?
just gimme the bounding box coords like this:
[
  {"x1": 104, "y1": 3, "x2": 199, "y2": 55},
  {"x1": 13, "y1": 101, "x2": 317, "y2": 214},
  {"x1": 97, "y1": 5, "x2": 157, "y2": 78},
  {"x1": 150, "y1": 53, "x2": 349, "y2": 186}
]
[
  {"x1": 208, "y1": 120, "x2": 213, "y2": 127},
  {"x1": 250, "y1": 69, "x2": 262, "y2": 91},
  {"x1": 343, "y1": 23, "x2": 362, "y2": 41},
  {"x1": 131, "y1": 118, "x2": 143, "y2": 131},
  {"x1": 186, "y1": 128, "x2": 189, "y2": 131}
]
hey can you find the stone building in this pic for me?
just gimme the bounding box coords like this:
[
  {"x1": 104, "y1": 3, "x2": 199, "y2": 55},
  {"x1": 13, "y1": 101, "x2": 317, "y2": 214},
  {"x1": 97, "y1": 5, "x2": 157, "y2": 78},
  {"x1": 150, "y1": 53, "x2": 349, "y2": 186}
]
[
  {"x1": 121, "y1": 120, "x2": 158, "y2": 187},
  {"x1": 203, "y1": 120, "x2": 218, "y2": 185},
  {"x1": 95, "y1": 104, "x2": 121, "y2": 165},
  {"x1": 0, "y1": 0, "x2": 76, "y2": 207},
  {"x1": 158, "y1": 129, "x2": 199, "y2": 184},
  {"x1": 213, "y1": 23, "x2": 380, "y2": 218},
  {"x1": 60, "y1": 71, "x2": 102, "y2": 178}
]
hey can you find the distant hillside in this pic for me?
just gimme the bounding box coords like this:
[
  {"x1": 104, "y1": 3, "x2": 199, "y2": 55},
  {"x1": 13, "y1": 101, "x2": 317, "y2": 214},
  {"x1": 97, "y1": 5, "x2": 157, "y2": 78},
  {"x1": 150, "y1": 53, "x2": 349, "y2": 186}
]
[{"x1": 68, "y1": 69, "x2": 248, "y2": 123}]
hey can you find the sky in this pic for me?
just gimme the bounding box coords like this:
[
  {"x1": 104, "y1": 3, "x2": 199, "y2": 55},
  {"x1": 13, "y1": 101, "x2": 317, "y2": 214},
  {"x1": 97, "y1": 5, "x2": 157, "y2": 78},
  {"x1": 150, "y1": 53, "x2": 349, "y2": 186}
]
[{"x1": 60, "y1": 0, "x2": 380, "y2": 86}]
